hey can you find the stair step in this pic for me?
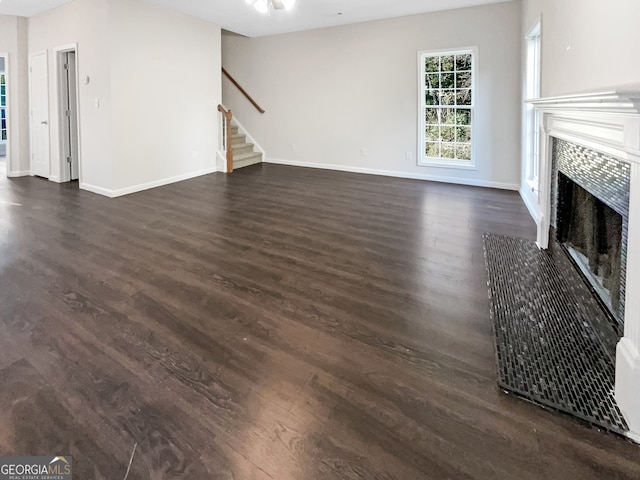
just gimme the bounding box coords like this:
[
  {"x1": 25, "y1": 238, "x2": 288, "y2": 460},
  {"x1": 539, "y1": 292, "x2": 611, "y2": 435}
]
[
  {"x1": 231, "y1": 133, "x2": 246, "y2": 144},
  {"x1": 233, "y1": 143, "x2": 255, "y2": 156},
  {"x1": 233, "y1": 151, "x2": 262, "y2": 170},
  {"x1": 225, "y1": 122, "x2": 261, "y2": 170},
  {"x1": 231, "y1": 136, "x2": 250, "y2": 147},
  {"x1": 234, "y1": 151, "x2": 262, "y2": 162}
]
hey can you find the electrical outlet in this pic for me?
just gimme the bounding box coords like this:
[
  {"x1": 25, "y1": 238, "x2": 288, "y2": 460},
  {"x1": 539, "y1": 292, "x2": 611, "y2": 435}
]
[
  {"x1": 406, "y1": 151, "x2": 413, "y2": 161},
  {"x1": 361, "y1": 148, "x2": 367, "y2": 157},
  {"x1": 291, "y1": 143, "x2": 296, "y2": 151}
]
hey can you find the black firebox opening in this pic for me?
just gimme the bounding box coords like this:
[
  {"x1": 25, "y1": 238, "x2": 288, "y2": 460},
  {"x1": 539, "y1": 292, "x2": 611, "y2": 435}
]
[{"x1": 556, "y1": 172, "x2": 623, "y2": 320}]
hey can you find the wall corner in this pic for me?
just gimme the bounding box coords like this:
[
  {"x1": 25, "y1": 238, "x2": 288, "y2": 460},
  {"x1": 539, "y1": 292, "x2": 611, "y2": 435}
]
[{"x1": 616, "y1": 338, "x2": 640, "y2": 443}]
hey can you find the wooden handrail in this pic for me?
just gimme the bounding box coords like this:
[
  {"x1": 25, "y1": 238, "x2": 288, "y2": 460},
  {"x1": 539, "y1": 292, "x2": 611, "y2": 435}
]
[
  {"x1": 217, "y1": 104, "x2": 234, "y2": 173},
  {"x1": 222, "y1": 67, "x2": 266, "y2": 114}
]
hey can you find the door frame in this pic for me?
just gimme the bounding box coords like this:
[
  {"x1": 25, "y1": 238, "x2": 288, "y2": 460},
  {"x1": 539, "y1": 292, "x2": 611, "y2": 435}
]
[
  {"x1": 53, "y1": 43, "x2": 82, "y2": 184},
  {"x1": 28, "y1": 49, "x2": 51, "y2": 178},
  {"x1": 0, "y1": 52, "x2": 9, "y2": 178}
]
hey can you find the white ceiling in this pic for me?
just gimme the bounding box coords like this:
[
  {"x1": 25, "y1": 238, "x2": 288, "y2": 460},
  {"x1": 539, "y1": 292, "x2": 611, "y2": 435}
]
[
  {"x1": 0, "y1": 0, "x2": 72, "y2": 18},
  {"x1": 0, "y1": 0, "x2": 514, "y2": 37}
]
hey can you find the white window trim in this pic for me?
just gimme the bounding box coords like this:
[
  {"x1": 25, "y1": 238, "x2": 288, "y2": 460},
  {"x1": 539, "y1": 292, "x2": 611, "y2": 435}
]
[
  {"x1": 0, "y1": 60, "x2": 7, "y2": 145},
  {"x1": 524, "y1": 20, "x2": 541, "y2": 194},
  {"x1": 417, "y1": 46, "x2": 478, "y2": 170}
]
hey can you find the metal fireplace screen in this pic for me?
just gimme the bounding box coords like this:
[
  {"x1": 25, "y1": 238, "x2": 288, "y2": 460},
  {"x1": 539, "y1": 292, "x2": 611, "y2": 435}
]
[
  {"x1": 483, "y1": 233, "x2": 627, "y2": 434},
  {"x1": 551, "y1": 138, "x2": 630, "y2": 327}
]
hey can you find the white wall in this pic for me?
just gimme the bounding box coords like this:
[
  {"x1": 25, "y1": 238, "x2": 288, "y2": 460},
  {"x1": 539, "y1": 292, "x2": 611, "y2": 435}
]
[
  {"x1": 27, "y1": 0, "x2": 221, "y2": 196},
  {"x1": 222, "y1": 1, "x2": 522, "y2": 189},
  {"x1": 29, "y1": 0, "x2": 114, "y2": 190},
  {"x1": 520, "y1": 0, "x2": 640, "y2": 227},
  {"x1": 108, "y1": 0, "x2": 221, "y2": 194},
  {"x1": 523, "y1": 0, "x2": 640, "y2": 97},
  {"x1": 0, "y1": 15, "x2": 30, "y2": 176}
]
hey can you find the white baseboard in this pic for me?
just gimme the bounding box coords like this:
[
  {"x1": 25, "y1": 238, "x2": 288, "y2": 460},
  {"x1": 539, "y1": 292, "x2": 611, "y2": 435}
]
[
  {"x1": 519, "y1": 185, "x2": 542, "y2": 224},
  {"x1": 80, "y1": 182, "x2": 116, "y2": 198},
  {"x1": 265, "y1": 158, "x2": 519, "y2": 191},
  {"x1": 49, "y1": 175, "x2": 62, "y2": 183},
  {"x1": 7, "y1": 170, "x2": 30, "y2": 178},
  {"x1": 616, "y1": 338, "x2": 640, "y2": 443},
  {"x1": 80, "y1": 166, "x2": 219, "y2": 198}
]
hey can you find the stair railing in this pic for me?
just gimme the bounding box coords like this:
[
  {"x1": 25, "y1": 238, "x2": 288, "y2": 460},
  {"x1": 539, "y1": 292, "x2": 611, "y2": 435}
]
[
  {"x1": 217, "y1": 104, "x2": 234, "y2": 173},
  {"x1": 222, "y1": 67, "x2": 266, "y2": 114}
]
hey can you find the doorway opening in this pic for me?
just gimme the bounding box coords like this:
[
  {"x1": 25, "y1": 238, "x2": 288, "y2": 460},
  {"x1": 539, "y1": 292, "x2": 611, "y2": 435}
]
[{"x1": 56, "y1": 47, "x2": 80, "y2": 184}]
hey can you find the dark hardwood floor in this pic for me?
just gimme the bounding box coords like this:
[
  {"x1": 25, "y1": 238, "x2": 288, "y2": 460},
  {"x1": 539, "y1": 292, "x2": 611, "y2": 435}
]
[{"x1": 0, "y1": 164, "x2": 638, "y2": 479}]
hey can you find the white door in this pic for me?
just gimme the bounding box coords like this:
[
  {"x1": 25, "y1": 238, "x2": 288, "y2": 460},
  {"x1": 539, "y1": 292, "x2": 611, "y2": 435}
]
[{"x1": 29, "y1": 51, "x2": 50, "y2": 178}]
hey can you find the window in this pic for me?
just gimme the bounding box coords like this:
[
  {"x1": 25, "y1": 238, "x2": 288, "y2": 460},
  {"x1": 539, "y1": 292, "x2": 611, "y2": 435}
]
[
  {"x1": 0, "y1": 73, "x2": 6, "y2": 141},
  {"x1": 419, "y1": 48, "x2": 476, "y2": 168},
  {"x1": 524, "y1": 22, "x2": 541, "y2": 191}
]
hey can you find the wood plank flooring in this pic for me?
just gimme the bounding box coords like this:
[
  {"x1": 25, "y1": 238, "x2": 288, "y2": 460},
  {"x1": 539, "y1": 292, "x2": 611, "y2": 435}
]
[{"x1": 0, "y1": 163, "x2": 638, "y2": 479}]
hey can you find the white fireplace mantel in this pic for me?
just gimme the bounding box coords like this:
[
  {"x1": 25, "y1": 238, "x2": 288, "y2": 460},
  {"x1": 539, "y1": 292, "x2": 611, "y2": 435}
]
[{"x1": 530, "y1": 89, "x2": 640, "y2": 443}]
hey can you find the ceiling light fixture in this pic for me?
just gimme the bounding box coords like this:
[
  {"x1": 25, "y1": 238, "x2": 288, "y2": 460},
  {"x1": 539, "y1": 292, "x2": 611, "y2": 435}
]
[{"x1": 245, "y1": 0, "x2": 296, "y2": 14}]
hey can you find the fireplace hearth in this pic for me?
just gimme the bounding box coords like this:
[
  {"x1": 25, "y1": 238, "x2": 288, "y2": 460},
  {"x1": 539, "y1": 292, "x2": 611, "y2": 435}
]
[
  {"x1": 483, "y1": 233, "x2": 627, "y2": 434},
  {"x1": 487, "y1": 88, "x2": 640, "y2": 441}
]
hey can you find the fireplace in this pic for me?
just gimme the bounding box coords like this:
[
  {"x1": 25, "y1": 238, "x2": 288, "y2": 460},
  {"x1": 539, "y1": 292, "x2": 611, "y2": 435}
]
[
  {"x1": 529, "y1": 88, "x2": 640, "y2": 442},
  {"x1": 551, "y1": 138, "x2": 630, "y2": 328},
  {"x1": 558, "y1": 175, "x2": 623, "y2": 315}
]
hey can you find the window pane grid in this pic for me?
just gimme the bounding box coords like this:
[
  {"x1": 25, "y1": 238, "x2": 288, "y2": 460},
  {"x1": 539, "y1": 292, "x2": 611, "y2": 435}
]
[
  {"x1": 421, "y1": 51, "x2": 473, "y2": 163},
  {"x1": 0, "y1": 73, "x2": 5, "y2": 141}
]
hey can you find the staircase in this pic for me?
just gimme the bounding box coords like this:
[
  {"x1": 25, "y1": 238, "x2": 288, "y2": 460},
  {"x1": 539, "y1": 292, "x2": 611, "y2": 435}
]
[{"x1": 229, "y1": 123, "x2": 262, "y2": 170}]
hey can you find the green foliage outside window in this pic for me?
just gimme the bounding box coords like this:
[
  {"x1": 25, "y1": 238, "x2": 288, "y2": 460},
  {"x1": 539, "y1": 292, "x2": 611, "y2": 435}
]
[{"x1": 422, "y1": 51, "x2": 473, "y2": 162}]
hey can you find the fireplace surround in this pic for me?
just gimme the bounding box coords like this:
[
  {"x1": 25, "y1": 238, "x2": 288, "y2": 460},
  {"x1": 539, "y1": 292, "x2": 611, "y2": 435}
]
[
  {"x1": 552, "y1": 138, "x2": 630, "y2": 326},
  {"x1": 529, "y1": 89, "x2": 640, "y2": 443}
]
